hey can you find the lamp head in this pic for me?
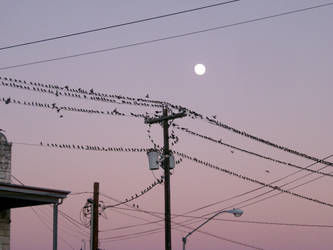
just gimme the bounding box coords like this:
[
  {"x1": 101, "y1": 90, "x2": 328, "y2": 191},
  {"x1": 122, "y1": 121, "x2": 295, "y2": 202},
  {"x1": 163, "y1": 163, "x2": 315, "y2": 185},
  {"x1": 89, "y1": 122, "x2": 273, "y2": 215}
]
[
  {"x1": 231, "y1": 208, "x2": 243, "y2": 217},
  {"x1": 224, "y1": 208, "x2": 243, "y2": 217}
]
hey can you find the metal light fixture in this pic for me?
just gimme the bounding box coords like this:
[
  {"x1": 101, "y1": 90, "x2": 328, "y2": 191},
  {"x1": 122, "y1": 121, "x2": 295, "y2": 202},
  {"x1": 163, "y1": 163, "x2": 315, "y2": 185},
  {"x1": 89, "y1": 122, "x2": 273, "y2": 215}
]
[{"x1": 182, "y1": 208, "x2": 244, "y2": 250}]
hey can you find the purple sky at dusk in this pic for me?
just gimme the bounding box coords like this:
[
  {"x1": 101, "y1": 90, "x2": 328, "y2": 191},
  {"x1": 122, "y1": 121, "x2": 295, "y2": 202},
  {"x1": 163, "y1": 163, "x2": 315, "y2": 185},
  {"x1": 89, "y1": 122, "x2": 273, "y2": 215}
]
[{"x1": 1, "y1": 1, "x2": 333, "y2": 249}]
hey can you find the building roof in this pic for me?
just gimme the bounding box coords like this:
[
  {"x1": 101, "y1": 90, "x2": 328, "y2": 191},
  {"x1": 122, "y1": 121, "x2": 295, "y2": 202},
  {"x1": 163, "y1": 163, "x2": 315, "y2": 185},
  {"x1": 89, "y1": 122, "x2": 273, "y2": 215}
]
[{"x1": 0, "y1": 183, "x2": 70, "y2": 209}]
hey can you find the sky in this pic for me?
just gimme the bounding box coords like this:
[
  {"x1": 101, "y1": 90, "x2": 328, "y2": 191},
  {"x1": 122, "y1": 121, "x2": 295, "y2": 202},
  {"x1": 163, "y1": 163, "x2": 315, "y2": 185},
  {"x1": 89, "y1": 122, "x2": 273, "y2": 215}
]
[{"x1": 1, "y1": 0, "x2": 333, "y2": 249}]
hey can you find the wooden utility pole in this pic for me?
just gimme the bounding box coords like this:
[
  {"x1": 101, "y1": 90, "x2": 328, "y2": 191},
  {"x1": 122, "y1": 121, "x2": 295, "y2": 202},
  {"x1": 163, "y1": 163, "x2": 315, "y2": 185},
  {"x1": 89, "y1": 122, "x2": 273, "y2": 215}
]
[
  {"x1": 92, "y1": 182, "x2": 99, "y2": 250},
  {"x1": 145, "y1": 107, "x2": 186, "y2": 250}
]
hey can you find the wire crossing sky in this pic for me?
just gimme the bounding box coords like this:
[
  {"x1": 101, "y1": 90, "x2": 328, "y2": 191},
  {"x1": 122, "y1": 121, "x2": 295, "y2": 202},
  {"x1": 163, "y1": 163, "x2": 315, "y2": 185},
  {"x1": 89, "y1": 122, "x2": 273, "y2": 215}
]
[
  {"x1": 0, "y1": 0, "x2": 241, "y2": 51},
  {"x1": 1, "y1": 2, "x2": 333, "y2": 71},
  {"x1": 1, "y1": 1, "x2": 333, "y2": 249}
]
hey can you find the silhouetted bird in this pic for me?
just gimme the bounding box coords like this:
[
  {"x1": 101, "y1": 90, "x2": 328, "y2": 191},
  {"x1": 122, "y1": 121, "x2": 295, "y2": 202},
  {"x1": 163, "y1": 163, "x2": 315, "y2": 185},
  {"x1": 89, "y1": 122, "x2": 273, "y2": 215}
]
[
  {"x1": 90, "y1": 88, "x2": 94, "y2": 94},
  {"x1": 212, "y1": 115, "x2": 217, "y2": 119},
  {"x1": 60, "y1": 115, "x2": 63, "y2": 118},
  {"x1": 265, "y1": 170, "x2": 270, "y2": 173},
  {"x1": 145, "y1": 94, "x2": 149, "y2": 98},
  {"x1": 230, "y1": 150, "x2": 234, "y2": 154},
  {"x1": 5, "y1": 98, "x2": 11, "y2": 104}
]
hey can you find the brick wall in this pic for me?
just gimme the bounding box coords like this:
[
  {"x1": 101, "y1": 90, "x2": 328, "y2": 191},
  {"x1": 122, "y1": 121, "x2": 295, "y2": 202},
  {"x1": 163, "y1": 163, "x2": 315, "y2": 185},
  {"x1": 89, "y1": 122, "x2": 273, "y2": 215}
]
[{"x1": 0, "y1": 133, "x2": 11, "y2": 250}]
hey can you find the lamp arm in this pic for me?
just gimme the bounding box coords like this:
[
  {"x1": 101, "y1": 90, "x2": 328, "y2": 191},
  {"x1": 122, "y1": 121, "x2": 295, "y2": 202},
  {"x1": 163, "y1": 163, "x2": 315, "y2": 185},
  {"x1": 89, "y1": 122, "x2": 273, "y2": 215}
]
[{"x1": 183, "y1": 210, "x2": 226, "y2": 240}]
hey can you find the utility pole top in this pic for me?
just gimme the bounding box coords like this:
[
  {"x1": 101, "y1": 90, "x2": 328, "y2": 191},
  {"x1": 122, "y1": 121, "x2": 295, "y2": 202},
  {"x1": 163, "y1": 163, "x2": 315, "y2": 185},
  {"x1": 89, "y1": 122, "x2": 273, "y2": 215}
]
[{"x1": 144, "y1": 111, "x2": 186, "y2": 124}]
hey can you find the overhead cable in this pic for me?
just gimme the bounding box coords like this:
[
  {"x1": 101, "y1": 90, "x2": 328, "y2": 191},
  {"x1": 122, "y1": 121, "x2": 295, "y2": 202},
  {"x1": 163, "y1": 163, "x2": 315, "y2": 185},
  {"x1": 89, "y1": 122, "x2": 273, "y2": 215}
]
[
  {"x1": 8, "y1": 140, "x2": 333, "y2": 208},
  {"x1": 0, "y1": 0, "x2": 241, "y2": 51},
  {"x1": 1, "y1": 2, "x2": 333, "y2": 70},
  {"x1": 2, "y1": 76, "x2": 333, "y2": 168}
]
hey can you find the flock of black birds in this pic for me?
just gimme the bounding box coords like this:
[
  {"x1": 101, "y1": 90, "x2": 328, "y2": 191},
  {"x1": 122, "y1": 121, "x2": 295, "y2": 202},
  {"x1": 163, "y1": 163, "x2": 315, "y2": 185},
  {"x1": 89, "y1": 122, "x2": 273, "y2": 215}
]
[
  {"x1": 1, "y1": 75, "x2": 331, "y2": 169},
  {"x1": 35, "y1": 140, "x2": 333, "y2": 208},
  {"x1": 2, "y1": 76, "x2": 333, "y2": 209}
]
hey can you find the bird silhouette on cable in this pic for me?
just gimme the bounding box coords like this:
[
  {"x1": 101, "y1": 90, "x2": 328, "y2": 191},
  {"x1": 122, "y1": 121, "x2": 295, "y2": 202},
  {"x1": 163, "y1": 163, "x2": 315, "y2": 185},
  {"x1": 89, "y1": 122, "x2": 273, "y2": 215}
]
[{"x1": 5, "y1": 98, "x2": 11, "y2": 104}]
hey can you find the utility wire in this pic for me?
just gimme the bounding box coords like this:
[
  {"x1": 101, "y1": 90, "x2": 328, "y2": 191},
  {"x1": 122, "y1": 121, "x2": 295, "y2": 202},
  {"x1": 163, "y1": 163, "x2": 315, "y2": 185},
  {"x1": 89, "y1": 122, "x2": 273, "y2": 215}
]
[
  {"x1": 1, "y1": 2, "x2": 333, "y2": 70},
  {"x1": 176, "y1": 151, "x2": 333, "y2": 208},
  {"x1": 240, "y1": 163, "x2": 333, "y2": 210},
  {"x1": 173, "y1": 124, "x2": 333, "y2": 177},
  {"x1": 180, "y1": 154, "x2": 333, "y2": 216},
  {"x1": 30, "y1": 207, "x2": 75, "y2": 249},
  {"x1": 1, "y1": 91, "x2": 332, "y2": 178},
  {"x1": 160, "y1": 154, "x2": 333, "y2": 233},
  {"x1": 0, "y1": 0, "x2": 241, "y2": 51},
  {"x1": 100, "y1": 194, "x2": 263, "y2": 249},
  {"x1": 2, "y1": 76, "x2": 333, "y2": 170},
  {"x1": 10, "y1": 174, "x2": 88, "y2": 242},
  {"x1": 7, "y1": 140, "x2": 333, "y2": 208},
  {"x1": 110, "y1": 207, "x2": 333, "y2": 229}
]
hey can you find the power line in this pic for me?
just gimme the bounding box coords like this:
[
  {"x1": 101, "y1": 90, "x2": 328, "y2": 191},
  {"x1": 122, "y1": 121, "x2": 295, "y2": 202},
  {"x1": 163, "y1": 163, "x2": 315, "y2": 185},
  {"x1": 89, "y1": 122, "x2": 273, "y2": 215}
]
[
  {"x1": 110, "y1": 207, "x2": 333, "y2": 229},
  {"x1": 174, "y1": 151, "x2": 333, "y2": 208},
  {"x1": 173, "y1": 123, "x2": 333, "y2": 177},
  {"x1": 100, "y1": 193, "x2": 263, "y2": 249},
  {"x1": 0, "y1": 0, "x2": 241, "y2": 51},
  {"x1": 180, "y1": 154, "x2": 333, "y2": 216},
  {"x1": 2, "y1": 75, "x2": 333, "y2": 171},
  {"x1": 10, "y1": 175, "x2": 89, "y2": 244},
  {"x1": 164, "y1": 154, "x2": 333, "y2": 232},
  {"x1": 8, "y1": 140, "x2": 333, "y2": 208},
  {"x1": 1, "y1": 2, "x2": 333, "y2": 70},
  {"x1": 239, "y1": 163, "x2": 333, "y2": 210},
  {"x1": 31, "y1": 207, "x2": 75, "y2": 249},
  {"x1": 103, "y1": 177, "x2": 164, "y2": 209},
  {"x1": 2, "y1": 91, "x2": 332, "y2": 179}
]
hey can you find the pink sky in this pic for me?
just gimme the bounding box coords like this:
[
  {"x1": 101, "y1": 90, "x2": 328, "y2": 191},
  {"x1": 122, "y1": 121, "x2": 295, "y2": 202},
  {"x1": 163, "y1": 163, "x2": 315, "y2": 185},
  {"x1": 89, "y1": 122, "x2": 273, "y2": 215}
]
[{"x1": 1, "y1": 1, "x2": 333, "y2": 249}]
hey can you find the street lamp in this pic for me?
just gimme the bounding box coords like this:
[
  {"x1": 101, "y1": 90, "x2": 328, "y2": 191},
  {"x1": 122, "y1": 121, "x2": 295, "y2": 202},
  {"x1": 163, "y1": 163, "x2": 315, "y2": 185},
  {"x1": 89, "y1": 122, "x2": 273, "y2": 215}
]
[{"x1": 182, "y1": 208, "x2": 243, "y2": 250}]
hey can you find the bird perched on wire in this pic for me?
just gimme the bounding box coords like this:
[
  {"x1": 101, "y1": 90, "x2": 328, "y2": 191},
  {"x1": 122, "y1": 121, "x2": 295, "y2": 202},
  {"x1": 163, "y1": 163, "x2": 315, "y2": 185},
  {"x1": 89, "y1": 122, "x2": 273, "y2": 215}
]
[{"x1": 5, "y1": 98, "x2": 11, "y2": 104}]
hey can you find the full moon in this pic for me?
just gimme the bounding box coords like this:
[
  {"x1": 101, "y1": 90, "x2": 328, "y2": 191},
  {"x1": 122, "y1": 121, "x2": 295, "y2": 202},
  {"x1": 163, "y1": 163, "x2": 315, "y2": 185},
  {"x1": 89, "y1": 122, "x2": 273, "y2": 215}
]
[{"x1": 194, "y1": 64, "x2": 206, "y2": 75}]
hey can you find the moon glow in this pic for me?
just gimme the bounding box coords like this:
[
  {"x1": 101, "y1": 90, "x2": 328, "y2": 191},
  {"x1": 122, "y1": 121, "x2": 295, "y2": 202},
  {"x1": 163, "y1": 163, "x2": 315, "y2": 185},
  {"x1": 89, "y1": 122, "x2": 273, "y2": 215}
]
[{"x1": 194, "y1": 64, "x2": 206, "y2": 75}]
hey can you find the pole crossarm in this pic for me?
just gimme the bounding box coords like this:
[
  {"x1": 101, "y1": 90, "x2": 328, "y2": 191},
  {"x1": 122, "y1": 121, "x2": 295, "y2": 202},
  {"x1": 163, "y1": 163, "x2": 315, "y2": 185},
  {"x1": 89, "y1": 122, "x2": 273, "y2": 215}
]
[{"x1": 144, "y1": 112, "x2": 186, "y2": 124}]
